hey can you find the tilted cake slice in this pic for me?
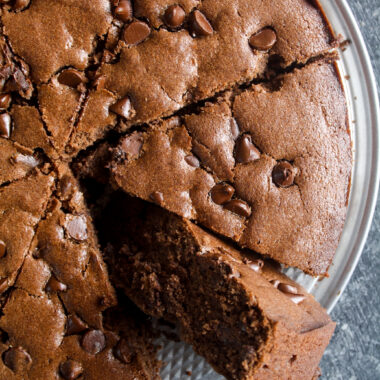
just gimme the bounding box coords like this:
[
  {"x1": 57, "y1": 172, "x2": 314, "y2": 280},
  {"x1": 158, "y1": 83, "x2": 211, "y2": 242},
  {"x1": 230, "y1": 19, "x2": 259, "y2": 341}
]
[{"x1": 98, "y1": 192, "x2": 335, "y2": 380}]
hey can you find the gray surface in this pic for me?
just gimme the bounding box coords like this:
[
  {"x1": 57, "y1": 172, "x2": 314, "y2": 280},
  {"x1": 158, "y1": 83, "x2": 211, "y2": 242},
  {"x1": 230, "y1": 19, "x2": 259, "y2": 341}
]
[{"x1": 320, "y1": 1, "x2": 380, "y2": 378}]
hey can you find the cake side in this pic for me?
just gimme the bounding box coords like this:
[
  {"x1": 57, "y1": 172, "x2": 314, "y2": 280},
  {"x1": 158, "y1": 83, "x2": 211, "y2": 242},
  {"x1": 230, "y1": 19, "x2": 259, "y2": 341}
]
[{"x1": 98, "y1": 192, "x2": 335, "y2": 380}]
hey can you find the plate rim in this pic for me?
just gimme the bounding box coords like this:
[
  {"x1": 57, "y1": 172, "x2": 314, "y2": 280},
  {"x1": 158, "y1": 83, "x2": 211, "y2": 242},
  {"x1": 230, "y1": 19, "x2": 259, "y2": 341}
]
[{"x1": 321, "y1": 0, "x2": 380, "y2": 313}]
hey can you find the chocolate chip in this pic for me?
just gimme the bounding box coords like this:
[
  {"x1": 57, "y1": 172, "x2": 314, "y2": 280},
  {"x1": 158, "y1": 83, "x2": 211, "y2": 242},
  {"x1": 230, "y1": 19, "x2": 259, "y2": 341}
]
[
  {"x1": 0, "y1": 113, "x2": 11, "y2": 138},
  {"x1": 0, "y1": 240, "x2": 6, "y2": 258},
  {"x1": 58, "y1": 69, "x2": 84, "y2": 88},
  {"x1": 235, "y1": 135, "x2": 260, "y2": 164},
  {"x1": 210, "y1": 183, "x2": 235, "y2": 205},
  {"x1": 270, "y1": 279, "x2": 280, "y2": 288},
  {"x1": 59, "y1": 359, "x2": 83, "y2": 380},
  {"x1": 81, "y1": 330, "x2": 106, "y2": 355},
  {"x1": 114, "y1": 0, "x2": 133, "y2": 23},
  {"x1": 66, "y1": 314, "x2": 88, "y2": 336},
  {"x1": 0, "y1": 94, "x2": 11, "y2": 110},
  {"x1": 110, "y1": 97, "x2": 133, "y2": 119},
  {"x1": 248, "y1": 259, "x2": 264, "y2": 272},
  {"x1": 164, "y1": 4, "x2": 185, "y2": 28},
  {"x1": 230, "y1": 118, "x2": 240, "y2": 140},
  {"x1": 249, "y1": 28, "x2": 277, "y2": 51},
  {"x1": 66, "y1": 215, "x2": 88, "y2": 241},
  {"x1": 45, "y1": 276, "x2": 67, "y2": 293},
  {"x1": 2, "y1": 347, "x2": 32, "y2": 373},
  {"x1": 149, "y1": 191, "x2": 164, "y2": 205},
  {"x1": 287, "y1": 294, "x2": 306, "y2": 304},
  {"x1": 123, "y1": 21, "x2": 151, "y2": 45},
  {"x1": 277, "y1": 283, "x2": 306, "y2": 303},
  {"x1": 12, "y1": 0, "x2": 29, "y2": 11},
  {"x1": 272, "y1": 161, "x2": 295, "y2": 188},
  {"x1": 189, "y1": 10, "x2": 213, "y2": 37},
  {"x1": 114, "y1": 338, "x2": 135, "y2": 364},
  {"x1": 0, "y1": 278, "x2": 8, "y2": 293},
  {"x1": 277, "y1": 283, "x2": 298, "y2": 295},
  {"x1": 185, "y1": 155, "x2": 200, "y2": 168},
  {"x1": 224, "y1": 199, "x2": 251, "y2": 217},
  {"x1": 121, "y1": 132, "x2": 143, "y2": 157}
]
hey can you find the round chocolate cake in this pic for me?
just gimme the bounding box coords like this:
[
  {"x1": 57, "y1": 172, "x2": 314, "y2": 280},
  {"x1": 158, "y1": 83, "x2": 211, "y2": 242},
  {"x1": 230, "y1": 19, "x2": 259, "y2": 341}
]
[{"x1": 0, "y1": 0, "x2": 351, "y2": 379}]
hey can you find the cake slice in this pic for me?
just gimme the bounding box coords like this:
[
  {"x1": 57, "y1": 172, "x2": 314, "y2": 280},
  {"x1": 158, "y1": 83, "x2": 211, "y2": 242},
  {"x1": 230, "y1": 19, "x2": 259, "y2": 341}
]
[
  {"x1": 109, "y1": 61, "x2": 351, "y2": 275},
  {"x1": 67, "y1": 0, "x2": 338, "y2": 154},
  {"x1": 98, "y1": 191, "x2": 335, "y2": 380},
  {"x1": 0, "y1": 166, "x2": 160, "y2": 379}
]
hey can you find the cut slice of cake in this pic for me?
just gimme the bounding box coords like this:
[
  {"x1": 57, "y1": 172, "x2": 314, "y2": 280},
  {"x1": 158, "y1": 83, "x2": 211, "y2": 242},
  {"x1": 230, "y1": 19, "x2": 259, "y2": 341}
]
[
  {"x1": 109, "y1": 61, "x2": 351, "y2": 275},
  {"x1": 98, "y1": 191, "x2": 335, "y2": 380}
]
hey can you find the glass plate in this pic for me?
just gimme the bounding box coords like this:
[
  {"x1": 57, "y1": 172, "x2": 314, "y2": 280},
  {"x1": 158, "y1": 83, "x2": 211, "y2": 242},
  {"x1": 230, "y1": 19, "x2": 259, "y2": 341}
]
[{"x1": 158, "y1": 1, "x2": 380, "y2": 378}]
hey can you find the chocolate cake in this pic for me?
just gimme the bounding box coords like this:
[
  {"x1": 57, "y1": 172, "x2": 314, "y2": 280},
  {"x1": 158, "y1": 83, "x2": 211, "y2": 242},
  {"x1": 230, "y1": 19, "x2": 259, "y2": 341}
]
[
  {"x1": 96, "y1": 191, "x2": 335, "y2": 380},
  {"x1": 0, "y1": 0, "x2": 352, "y2": 378},
  {"x1": 0, "y1": 166, "x2": 160, "y2": 379},
  {"x1": 110, "y1": 61, "x2": 351, "y2": 276}
]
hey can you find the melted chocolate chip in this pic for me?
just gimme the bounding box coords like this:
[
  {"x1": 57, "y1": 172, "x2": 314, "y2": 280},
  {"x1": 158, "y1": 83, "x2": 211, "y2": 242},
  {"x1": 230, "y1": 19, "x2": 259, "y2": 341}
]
[
  {"x1": 0, "y1": 113, "x2": 11, "y2": 138},
  {"x1": 66, "y1": 314, "x2": 88, "y2": 336},
  {"x1": 110, "y1": 97, "x2": 133, "y2": 119},
  {"x1": 248, "y1": 259, "x2": 264, "y2": 272},
  {"x1": 164, "y1": 4, "x2": 185, "y2": 28},
  {"x1": 224, "y1": 199, "x2": 251, "y2": 217},
  {"x1": 123, "y1": 21, "x2": 151, "y2": 45},
  {"x1": 277, "y1": 283, "x2": 298, "y2": 295},
  {"x1": 81, "y1": 330, "x2": 106, "y2": 355},
  {"x1": 45, "y1": 276, "x2": 67, "y2": 293},
  {"x1": 13, "y1": 0, "x2": 29, "y2": 11},
  {"x1": 58, "y1": 69, "x2": 84, "y2": 88},
  {"x1": 210, "y1": 183, "x2": 235, "y2": 205},
  {"x1": 272, "y1": 161, "x2": 295, "y2": 187},
  {"x1": 286, "y1": 294, "x2": 306, "y2": 304},
  {"x1": 121, "y1": 132, "x2": 143, "y2": 157},
  {"x1": 0, "y1": 278, "x2": 8, "y2": 293},
  {"x1": 66, "y1": 215, "x2": 88, "y2": 241},
  {"x1": 2, "y1": 347, "x2": 32, "y2": 373},
  {"x1": 271, "y1": 281, "x2": 305, "y2": 304},
  {"x1": 150, "y1": 191, "x2": 164, "y2": 205},
  {"x1": 0, "y1": 240, "x2": 6, "y2": 258},
  {"x1": 59, "y1": 359, "x2": 83, "y2": 380},
  {"x1": 230, "y1": 118, "x2": 240, "y2": 140},
  {"x1": 114, "y1": 0, "x2": 133, "y2": 23},
  {"x1": 184, "y1": 155, "x2": 200, "y2": 168},
  {"x1": 0, "y1": 94, "x2": 11, "y2": 110},
  {"x1": 270, "y1": 279, "x2": 280, "y2": 288},
  {"x1": 249, "y1": 28, "x2": 277, "y2": 51},
  {"x1": 114, "y1": 338, "x2": 135, "y2": 364},
  {"x1": 235, "y1": 135, "x2": 260, "y2": 164},
  {"x1": 189, "y1": 10, "x2": 213, "y2": 37}
]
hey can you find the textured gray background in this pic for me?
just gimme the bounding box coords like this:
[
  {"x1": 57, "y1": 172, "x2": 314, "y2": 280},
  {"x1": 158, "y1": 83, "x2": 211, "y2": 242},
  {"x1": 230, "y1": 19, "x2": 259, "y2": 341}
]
[{"x1": 320, "y1": 1, "x2": 380, "y2": 378}]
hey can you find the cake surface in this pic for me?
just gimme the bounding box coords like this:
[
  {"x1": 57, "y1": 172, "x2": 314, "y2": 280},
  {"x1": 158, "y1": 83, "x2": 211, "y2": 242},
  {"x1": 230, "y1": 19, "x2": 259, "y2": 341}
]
[
  {"x1": 0, "y1": 0, "x2": 351, "y2": 378},
  {"x1": 110, "y1": 61, "x2": 351, "y2": 275},
  {"x1": 96, "y1": 191, "x2": 335, "y2": 380},
  {"x1": 0, "y1": 165, "x2": 160, "y2": 379}
]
